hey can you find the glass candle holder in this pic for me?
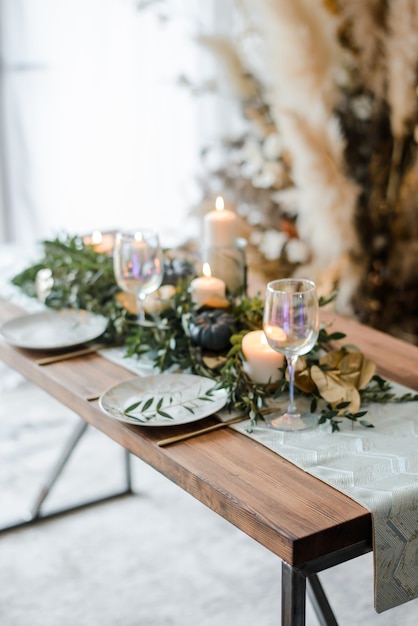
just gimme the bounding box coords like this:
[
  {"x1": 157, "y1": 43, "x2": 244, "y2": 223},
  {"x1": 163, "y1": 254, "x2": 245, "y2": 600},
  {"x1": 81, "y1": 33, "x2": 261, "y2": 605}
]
[{"x1": 202, "y1": 237, "x2": 247, "y2": 295}]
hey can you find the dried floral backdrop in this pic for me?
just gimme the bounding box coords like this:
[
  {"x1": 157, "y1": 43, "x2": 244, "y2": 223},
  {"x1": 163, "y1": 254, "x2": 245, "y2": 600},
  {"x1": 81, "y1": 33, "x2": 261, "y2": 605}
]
[{"x1": 191, "y1": 0, "x2": 418, "y2": 343}]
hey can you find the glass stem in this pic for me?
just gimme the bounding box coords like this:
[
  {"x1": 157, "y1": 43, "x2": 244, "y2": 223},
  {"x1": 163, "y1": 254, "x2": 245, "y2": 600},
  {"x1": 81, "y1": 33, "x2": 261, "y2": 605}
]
[
  {"x1": 287, "y1": 354, "x2": 298, "y2": 416},
  {"x1": 137, "y1": 295, "x2": 145, "y2": 323}
]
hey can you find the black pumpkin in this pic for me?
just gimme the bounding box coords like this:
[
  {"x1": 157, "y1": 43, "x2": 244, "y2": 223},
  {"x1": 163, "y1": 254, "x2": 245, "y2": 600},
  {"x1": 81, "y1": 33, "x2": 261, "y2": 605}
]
[
  {"x1": 189, "y1": 309, "x2": 235, "y2": 351},
  {"x1": 162, "y1": 257, "x2": 196, "y2": 286}
]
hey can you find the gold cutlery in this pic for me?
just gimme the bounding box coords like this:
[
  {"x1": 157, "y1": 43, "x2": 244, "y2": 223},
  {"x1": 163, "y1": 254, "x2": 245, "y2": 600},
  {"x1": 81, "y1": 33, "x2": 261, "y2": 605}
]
[
  {"x1": 36, "y1": 344, "x2": 102, "y2": 366},
  {"x1": 156, "y1": 407, "x2": 279, "y2": 447},
  {"x1": 86, "y1": 394, "x2": 100, "y2": 402},
  {"x1": 157, "y1": 414, "x2": 249, "y2": 447}
]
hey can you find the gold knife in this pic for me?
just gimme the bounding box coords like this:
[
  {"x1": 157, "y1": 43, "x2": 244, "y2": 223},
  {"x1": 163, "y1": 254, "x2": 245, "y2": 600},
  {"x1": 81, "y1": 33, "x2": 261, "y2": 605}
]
[
  {"x1": 156, "y1": 407, "x2": 279, "y2": 447},
  {"x1": 36, "y1": 344, "x2": 102, "y2": 366},
  {"x1": 157, "y1": 414, "x2": 249, "y2": 447}
]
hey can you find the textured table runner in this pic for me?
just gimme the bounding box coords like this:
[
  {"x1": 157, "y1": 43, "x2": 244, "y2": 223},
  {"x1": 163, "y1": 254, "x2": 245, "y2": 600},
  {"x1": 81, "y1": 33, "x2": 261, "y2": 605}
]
[
  {"x1": 229, "y1": 394, "x2": 418, "y2": 614},
  {"x1": 98, "y1": 346, "x2": 418, "y2": 613}
]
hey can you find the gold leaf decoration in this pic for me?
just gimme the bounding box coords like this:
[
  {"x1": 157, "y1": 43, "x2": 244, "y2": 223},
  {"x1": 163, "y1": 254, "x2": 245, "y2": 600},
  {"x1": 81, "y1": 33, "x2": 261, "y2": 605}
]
[
  {"x1": 116, "y1": 285, "x2": 176, "y2": 316},
  {"x1": 144, "y1": 285, "x2": 176, "y2": 315},
  {"x1": 293, "y1": 356, "x2": 317, "y2": 394},
  {"x1": 116, "y1": 290, "x2": 137, "y2": 315},
  {"x1": 310, "y1": 365, "x2": 361, "y2": 413},
  {"x1": 309, "y1": 349, "x2": 376, "y2": 413}
]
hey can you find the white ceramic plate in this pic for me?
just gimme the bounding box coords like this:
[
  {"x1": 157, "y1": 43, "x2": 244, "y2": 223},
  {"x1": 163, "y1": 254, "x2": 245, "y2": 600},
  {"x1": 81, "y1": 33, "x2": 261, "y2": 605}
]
[
  {"x1": 99, "y1": 374, "x2": 228, "y2": 427},
  {"x1": 0, "y1": 309, "x2": 108, "y2": 350}
]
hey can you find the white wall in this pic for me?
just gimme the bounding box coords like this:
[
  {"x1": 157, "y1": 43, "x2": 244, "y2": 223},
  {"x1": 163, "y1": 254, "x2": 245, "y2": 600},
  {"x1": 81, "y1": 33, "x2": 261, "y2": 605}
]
[{"x1": 0, "y1": 0, "x2": 218, "y2": 247}]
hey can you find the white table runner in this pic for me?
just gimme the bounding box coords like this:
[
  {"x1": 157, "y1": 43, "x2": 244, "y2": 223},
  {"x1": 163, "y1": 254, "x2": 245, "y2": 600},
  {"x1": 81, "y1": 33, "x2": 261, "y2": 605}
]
[{"x1": 230, "y1": 396, "x2": 418, "y2": 613}]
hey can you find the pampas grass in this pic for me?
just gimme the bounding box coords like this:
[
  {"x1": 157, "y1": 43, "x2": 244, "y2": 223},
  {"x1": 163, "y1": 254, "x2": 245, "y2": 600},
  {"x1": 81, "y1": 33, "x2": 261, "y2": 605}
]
[
  {"x1": 196, "y1": 35, "x2": 258, "y2": 101},
  {"x1": 385, "y1": 0, "x2": 418, "y2": 211},
  {"x1": 242, "y1": 0, "x2": 362, "y2": 311},
  {"x1": 278, "y1": 112, "x2": 359, "y2": 266},
  {"x1": 337, "y1": 0, "x2": 387, "y2": 102},
  {"x1": 386, "y1": 0, "x2": 418, "y2": 138},
  {"x1": 191, "y1": 0, "x2": 418, "y2": 327},
  {"x1": 244, "y1": 0, "x2": 341, "y2": 122}
]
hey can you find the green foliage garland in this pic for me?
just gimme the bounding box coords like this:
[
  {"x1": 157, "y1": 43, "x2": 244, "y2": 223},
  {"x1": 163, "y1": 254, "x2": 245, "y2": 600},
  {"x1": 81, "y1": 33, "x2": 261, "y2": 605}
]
[{"x1": 11, "y1": 235, "x2": 418, "y2": 431}]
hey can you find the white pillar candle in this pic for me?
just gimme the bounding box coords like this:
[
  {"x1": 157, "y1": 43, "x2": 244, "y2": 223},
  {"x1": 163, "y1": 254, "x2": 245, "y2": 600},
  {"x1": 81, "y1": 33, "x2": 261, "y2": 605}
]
[
  {"x1": 203, "y1": 196, "x2": 238, "y2": 248},
  {"x1": 242, "y1": 330, "x2": 285, "y2": 384},
  {"x1": 190, "y1": 263, "x2": 226, "y2": 308},
  {"x1": 83, "y1": 230, "x2": 114, "y2": 254}
]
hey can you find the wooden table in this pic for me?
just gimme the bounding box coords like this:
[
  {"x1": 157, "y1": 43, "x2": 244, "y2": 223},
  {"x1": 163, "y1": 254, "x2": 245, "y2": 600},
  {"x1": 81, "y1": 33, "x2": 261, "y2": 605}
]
[{"x1": 1, "y1": 297, "x2": 418, "y2": 625}]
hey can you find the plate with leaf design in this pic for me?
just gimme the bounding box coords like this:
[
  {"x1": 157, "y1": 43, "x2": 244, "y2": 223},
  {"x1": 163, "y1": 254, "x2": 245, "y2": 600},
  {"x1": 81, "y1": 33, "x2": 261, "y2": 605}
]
[{"x1": 98, "y1": 374, "x2": 228, "y2": 427}]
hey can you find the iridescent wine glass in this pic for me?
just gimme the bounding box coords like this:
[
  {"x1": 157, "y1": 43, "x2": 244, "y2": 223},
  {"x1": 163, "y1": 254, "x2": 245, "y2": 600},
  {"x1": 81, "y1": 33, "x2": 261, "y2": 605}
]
[
  {"x1": 113, "y1": 229, "x2": 164, "y2": 324},
  {"x1": 263, "y1": 278, "x2": 319, "y2": 431}
]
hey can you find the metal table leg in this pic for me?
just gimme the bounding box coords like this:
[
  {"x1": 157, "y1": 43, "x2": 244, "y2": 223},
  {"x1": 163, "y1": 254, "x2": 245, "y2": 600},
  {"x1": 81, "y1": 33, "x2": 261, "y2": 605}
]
[
  {"x1": 307, "y1": 573, "x2": 338, "y2": 626},
  {"x1": 0, "y1": 419, "x2": 133, "y2": 534},
  {"x1": 282, "y1": 562, "x2": 339, "y2": 626},
  {"x1": 282, "y1": 561, "x2": 307, "y2": 626}
]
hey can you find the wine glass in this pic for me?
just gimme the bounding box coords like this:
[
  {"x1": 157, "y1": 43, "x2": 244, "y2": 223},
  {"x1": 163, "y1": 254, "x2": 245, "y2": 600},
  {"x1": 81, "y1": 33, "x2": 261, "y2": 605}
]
[
  {"x1": 113, "y1": 229, "x2": 164, "y2": 323},
  {"x1": 263, "y1": 278, "x2": 319, "y2": 431}
]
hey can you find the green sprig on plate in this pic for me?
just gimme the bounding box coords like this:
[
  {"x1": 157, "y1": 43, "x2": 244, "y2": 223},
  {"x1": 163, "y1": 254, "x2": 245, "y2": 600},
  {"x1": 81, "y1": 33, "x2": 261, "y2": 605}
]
[{"x1": 123, "y1": 386, "x2": 218, "y2": 422}]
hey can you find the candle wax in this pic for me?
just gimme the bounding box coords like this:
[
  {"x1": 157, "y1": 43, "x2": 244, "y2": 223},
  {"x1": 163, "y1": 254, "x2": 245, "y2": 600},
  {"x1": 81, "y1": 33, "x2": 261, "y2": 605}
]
[
  {"x1": 190, "y1": 274, "x2": 226, "y2": 308},
  {"x1": 203, "y1": 201, "x2": 238, "y2": 248},
  {"x1": 242, "y1": 330, "x2": 284, "y2": 384}
]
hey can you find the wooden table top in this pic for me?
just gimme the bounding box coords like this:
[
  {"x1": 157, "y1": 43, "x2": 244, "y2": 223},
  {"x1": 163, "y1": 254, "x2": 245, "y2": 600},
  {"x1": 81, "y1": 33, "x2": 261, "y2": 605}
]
[{"x1": 1, "y1": 297, "x2": 417, "y2": 570}]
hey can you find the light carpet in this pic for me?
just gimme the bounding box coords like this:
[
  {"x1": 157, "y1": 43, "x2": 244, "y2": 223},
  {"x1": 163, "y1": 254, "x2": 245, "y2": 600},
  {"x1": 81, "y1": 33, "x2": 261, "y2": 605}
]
[{"x1": 1, "y1": 365, "x2": 418, "y2": 626}]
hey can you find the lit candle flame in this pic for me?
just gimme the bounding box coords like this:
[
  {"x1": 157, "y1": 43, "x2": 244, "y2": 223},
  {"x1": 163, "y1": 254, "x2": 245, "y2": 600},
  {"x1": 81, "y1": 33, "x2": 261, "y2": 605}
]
[
  {"x1": 92, "y1": 230, "x2": 103, "y2": 245},
  {"x1": 202, "y1": 262, "x2": 212, "y2": 278},
  {"x1": 215, "y1": 196, "x2": 224, "y2": 212}
]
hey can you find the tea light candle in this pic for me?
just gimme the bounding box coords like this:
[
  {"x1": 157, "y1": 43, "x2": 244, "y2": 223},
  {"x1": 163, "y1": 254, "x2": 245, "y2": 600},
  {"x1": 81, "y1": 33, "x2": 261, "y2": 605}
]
[
  {"x1": 242, "y1": 330, "x2": 285, "y2": 384},
  {"x1": 203, "y1": 196, "x2": 238, "y2": 248},
  {"x1": 190, "y1": 263, "x2": 226, "y2": 308},
  {"x1": 83, "y1": 230, "x2": 114, "y2": 254}
]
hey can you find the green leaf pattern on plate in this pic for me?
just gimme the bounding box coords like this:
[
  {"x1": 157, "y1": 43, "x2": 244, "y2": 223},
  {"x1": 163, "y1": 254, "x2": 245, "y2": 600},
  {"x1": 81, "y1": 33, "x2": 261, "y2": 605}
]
[{"x1": 123, "y1": 385, "x2": 218, "y2": 422}]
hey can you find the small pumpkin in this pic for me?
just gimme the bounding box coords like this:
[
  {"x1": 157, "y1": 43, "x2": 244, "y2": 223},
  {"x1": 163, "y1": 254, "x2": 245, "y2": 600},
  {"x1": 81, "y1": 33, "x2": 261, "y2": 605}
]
[
  {"x1": 162, "y1": 257, "x2": 196, "y2": 286},
  {"x1": 188, "y1": 309, "x2": 235, "y2": 352}
]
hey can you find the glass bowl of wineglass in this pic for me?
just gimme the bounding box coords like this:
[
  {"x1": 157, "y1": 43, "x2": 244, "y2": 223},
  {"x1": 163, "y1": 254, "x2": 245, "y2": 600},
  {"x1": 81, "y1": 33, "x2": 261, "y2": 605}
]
[
  {"x1": 113, "y1": 228, "x2": 164, "y2": 324},
  {"x1": 263, "y1": 278, "x2": 319, "y2": 431}
]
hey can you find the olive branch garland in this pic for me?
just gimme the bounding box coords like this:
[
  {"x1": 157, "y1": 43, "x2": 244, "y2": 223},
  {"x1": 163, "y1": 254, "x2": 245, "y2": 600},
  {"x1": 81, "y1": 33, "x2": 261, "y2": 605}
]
[{"x1": 11, "y1": 235, "x2": 418, "y2": 432}]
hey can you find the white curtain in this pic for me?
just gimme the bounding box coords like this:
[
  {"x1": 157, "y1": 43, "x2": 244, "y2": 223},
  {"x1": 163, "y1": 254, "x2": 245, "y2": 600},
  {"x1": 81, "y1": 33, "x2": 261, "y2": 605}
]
[{"x1": 0, "y1": 0, "x2": 232, "y2": 246}]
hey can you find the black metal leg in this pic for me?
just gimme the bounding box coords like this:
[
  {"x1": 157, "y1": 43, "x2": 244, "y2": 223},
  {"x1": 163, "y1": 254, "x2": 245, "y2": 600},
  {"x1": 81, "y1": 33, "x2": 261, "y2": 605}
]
[
  {"x1": 307, "y1": 573, "x2": 338, "y2": 626},
  {"x1": 0, "y1": 419, "x2": 134, "y2": 534},
  {"x1": 124, "y1": 448, "x2": 133, "y2": 493},
  {"x1": 281, "y1": 561, "x2": 306, "y2": 626},
  {"x1": 30, "y1": 419, "x2": 89, "y2": 519}
]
